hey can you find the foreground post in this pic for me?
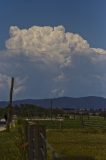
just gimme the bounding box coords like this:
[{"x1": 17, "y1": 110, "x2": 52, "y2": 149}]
[
  {"x1": 6, "y1": 77, "x2": 14, "y2": 131},
  {"x1": 25, "y1": 123, "x2": 47, "y2": 160}
]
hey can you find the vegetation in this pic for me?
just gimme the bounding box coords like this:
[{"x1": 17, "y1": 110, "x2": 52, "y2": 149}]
[
  {"x1": 47, "y1": 128, "x2": 106, "y2": 160},
  {"x1": 0, "y1": 104, "x2": 64, "y2": 119},
  {"x1": 0, "y1": 128, "x2": 21, "y2": 160},
  {"x1": 1, "y1": 127, "x2": 106, "y2": 160},
  {"x1": 1, "y1": 105, "x2": 106, "y2": 159}
]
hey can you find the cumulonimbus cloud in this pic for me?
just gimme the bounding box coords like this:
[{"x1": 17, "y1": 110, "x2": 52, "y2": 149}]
[
  {"x1": 6, "y1": 26, "x2": 89, "y2": 52},
  {"x1": 5, "y1": 25, "x2": 90, "y2": 66},
  {"x1": 0, "y1": 25, "x2": 106, "y2": 98},
  {"x1": 5, "y1": 25, "x2": 106, "y2": 68}
]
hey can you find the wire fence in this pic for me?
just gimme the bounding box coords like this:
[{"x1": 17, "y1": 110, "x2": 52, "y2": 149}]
[
  {"x1": 1, "y1": 115, "x2": 106, "y2": 160},
  {"x1": 18, "y1": 120, "x2": 66, "y2": 160}
]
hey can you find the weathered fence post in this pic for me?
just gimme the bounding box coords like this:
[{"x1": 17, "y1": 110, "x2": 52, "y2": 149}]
[
  {"x1": 6, "y1": 77, "x2": 14, "y2": 131},
  {"x1": 26, "y1": 122, "x2": 47, "y2": 160}
]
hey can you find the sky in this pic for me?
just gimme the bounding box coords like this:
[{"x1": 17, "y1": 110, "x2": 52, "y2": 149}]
[{"x1": 0, "y1": 0, "x2": 106, "y2": 100}]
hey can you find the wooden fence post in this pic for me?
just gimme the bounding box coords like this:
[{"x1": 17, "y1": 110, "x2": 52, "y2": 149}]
[
  {"x1": 6, "y1": 77, "x2": 14, "y2": 131},
  {"x1": 26, "y1": 123, "x2": 47, "y2": 160}
]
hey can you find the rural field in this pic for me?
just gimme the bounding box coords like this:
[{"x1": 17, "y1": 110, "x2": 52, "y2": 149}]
[
  {"x1": 0, "y1": 116, "x2": 106, "y2": 160},
  {"x1": 0, "y1": 0, "x2": 106, "y2": 159},
  {"x1": 47, "y1": 128, "x2": 106, "y2": 160}
]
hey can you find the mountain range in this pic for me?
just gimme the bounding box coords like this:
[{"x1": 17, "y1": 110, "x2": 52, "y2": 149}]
[{"x1": 0, "y1": 96, "x2": 106, "y2": 109}]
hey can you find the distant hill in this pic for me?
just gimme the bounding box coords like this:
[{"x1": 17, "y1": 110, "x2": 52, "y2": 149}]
[{"x1": 0, "y1": 96, "x2": 106, "y2": 109}]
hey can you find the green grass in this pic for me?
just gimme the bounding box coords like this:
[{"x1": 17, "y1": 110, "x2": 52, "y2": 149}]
[
  {"x1": 0, "y1": 126, "x2": 28, "y2": 160},
  {"x1": 37, "y1": 116, "x2": 106, "y2": 129},
  {"x1": 0, "y1": 128, "x2": 21, "y2": 160},
  {"x1": 35, "y1": 119, "x2": 82, "y2": 129},
  {"x1": 1, "y1": 116, "x2": 106, "y2": 160},
  {"x1": 37, "y1": 117, "x2": 106, "y2": 159},
  {"x1": 47, "y1": 128, "x2": 106, "y2": 160}
]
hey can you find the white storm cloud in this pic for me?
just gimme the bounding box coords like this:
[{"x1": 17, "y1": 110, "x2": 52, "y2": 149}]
[
  {"x1": 92, "y1": 48, "x2": 106, "y2": 55},
  {"x1": 5, "y1": 25, "x2": 91, "y2": 66},
  {"x1": 6, "y1": 25, "x2": 90, "y2": 52},
  {"x1": 0, "y1": 25, "x2": 106, "y2": 99},
  {"x1": 5, "y1": 25, "x2": 106, "y2": 68}
]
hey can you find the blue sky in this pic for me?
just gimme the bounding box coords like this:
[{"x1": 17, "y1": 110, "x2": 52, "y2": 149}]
[
  {"x1": 0, "y1": 0, "x2": 106, "y2": 100},
  {"x1": 0, "y1": 0, "x2": 106, "y2": 49}
]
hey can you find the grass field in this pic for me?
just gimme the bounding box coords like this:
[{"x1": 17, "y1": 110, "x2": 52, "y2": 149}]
[
  {"x1": 0, "y1": 128, "x2": 21, "y2": 160},
  {"x1": 47, "y1": 128, "x2": 106, "y2": 160},
  {"x1": 38, "y1": 115, "x2": 106, "y2": 129},
  {"x1": 1, "y1": 116, "x2": 106, "y2": 159}
]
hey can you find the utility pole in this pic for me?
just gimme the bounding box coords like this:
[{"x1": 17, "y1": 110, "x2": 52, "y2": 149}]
[{"x1": 6, "y1": 77, "x2": 14, "y2": 131}]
